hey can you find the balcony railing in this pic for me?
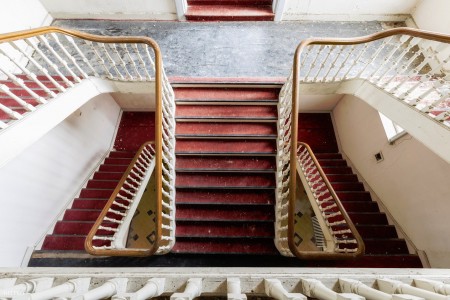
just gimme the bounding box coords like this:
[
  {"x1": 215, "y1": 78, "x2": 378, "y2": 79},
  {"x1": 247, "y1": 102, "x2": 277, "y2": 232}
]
[
  {"x1": 0, "y1": 27, "x2": 176, "y2": 256},
  {"x1": 275, "y1": 27, "x2": 450, "y2": 258},
  {"x1": 1, "y1": 268, "x2": 450, "y2": 300}
]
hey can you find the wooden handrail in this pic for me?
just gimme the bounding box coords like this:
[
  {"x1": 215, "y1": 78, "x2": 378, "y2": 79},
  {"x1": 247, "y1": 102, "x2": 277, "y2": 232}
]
[
  {"x1": 292, "y1": 142, "x2": 365, "y2": 259},
  {"x1": 85, "y1": 141, "x2": 156, "y2": 256},
  {"x1": 0, "y1": 27, "x2": 165, "y2": 256},
  {"x1": 289, "y1": 27, "x2": 450, "y2": 259}
]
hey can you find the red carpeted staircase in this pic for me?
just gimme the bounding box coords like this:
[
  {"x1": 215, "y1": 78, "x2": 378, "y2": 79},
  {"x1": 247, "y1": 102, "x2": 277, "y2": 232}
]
[
  {"x1": 297, "y1": 113, "x2": 422, "y2": 267},
  {"x1": 185, "y1": 0, "x2": 274, "y2": 21},
  {"x1": 173, "y1": 86, "x2": 279, "y2": 255},
  {"x1": 40, "y1": 112, "x2": 155, "y2": 251}
]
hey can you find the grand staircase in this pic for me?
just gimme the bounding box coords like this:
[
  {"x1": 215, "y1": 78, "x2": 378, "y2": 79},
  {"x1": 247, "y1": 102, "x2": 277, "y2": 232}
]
[
  {"x1": 185, "y1": 0, "x2": 274, "y2": 21},
  {"x1": 29, "y1": 84, "x2": 421, "y2": 268}
]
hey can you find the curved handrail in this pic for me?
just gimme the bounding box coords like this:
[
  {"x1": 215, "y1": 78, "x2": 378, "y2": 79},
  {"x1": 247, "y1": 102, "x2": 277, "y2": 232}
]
[
  {"x1": 278, "y1": 27, "x2": 450, "y2": 258},
  {"x1": 0, "y1": 27, "x2": 175, "y2": 256},
  {"x1": 85, "y1": 141, "x2": 157, "y2": 256},
  {"x1": 294, "y1": 142, "x2": 364, "y2": 259}
]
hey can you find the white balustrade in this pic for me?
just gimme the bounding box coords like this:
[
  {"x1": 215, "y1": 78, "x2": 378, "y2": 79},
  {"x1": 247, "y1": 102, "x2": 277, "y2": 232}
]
[
  {"x1": 171, "y1": 278, "x2": 202, "y2": 300},
  {"x1": 227, "y1": 278, "x2": 246, "y2": 300},
  {"x1": 265, "y1": 279, "x2": 306, "y2": 300},
  {"x1": 13, "y1": 278, "x2": 90, "y2": 300},
  {"x1": 302, "y1": 279, "x2": 364, "y2": 300},
  {"x1": 113, "y1": 278, "x2": 165, "y2": 300},
  {"x1": 2, "y1": 270, "x2": 450, "y2": 300},
  {"x1": 377, "y1": 279, "x2": 450, "y2": 300}
]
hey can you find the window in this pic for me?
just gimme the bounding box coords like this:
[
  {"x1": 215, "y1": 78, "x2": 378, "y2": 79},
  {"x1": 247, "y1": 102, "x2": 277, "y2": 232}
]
[{"x1": 379, "y1": 113, "x2": 406, "y2": 143}]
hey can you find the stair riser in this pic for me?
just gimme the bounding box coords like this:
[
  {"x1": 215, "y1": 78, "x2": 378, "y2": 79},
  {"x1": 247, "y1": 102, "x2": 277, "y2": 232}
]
[
  {"x1": 176, "y1": 105, "x2": 277, "y2": 119},
  {"x1": 176, "y1": 139, "x2": 276, "y2": 154},
  {"x1": 176, "y1": 189, "x2": 275, "y2": 205},
  {"x1": 172, "y1": 239, "x2": 278, "y2": 254},
  {"x1": 176, "y1": 206, "x2": 274, "y2": 221},
  {"x1": 175, "y1": 88, "x2": 279, "y2": 101},
  {"x1": 176, "y1": 122, "x2": 277, "y2": 137},
  {"x1": 176, "y1": 156, "x2": 276, "y2": 171},
  {"x1": 176, "y1": 173, "x2": 275, "y2": 188},
  {"x1": 176, "y1": 222, "x2": 274, "y2": 237}
]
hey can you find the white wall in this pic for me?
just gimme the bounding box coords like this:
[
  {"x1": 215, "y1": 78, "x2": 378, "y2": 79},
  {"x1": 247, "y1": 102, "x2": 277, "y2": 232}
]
[
  {"x1": 412, "y1": 0, "x2": 450, "y2": 34},
  {"x1": 39, "y1": 0, "x2": 177, "y2": 20},
  {"x1": 333, "y1": 94, "x2": 450, "y2": 268},
  {"x1": 0, "y1": 0, "x2": 52, "y2": 34},
  {"x1": 0, "y1": 94, "x2": 120, "y2": 267},
  {"x1": 283, "y1": 0, "x2": 419, "y2": 21}
]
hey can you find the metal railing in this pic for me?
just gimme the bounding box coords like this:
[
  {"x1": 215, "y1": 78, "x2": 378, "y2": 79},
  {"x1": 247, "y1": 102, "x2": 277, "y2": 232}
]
[
  {"x1": 275, "y1": 27, "x2": 450, "y2": 258},
  {"x1": 0, "y1": 27, "x2": 176, "y2": 256},
  {"x1": 2, "y1": 268, "x2": 450, "y2": 300}
]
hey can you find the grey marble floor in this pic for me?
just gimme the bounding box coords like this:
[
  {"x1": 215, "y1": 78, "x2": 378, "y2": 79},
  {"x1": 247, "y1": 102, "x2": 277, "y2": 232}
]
[{"x1": 53, "y1": 20, "x2": 389, "y2": 78}]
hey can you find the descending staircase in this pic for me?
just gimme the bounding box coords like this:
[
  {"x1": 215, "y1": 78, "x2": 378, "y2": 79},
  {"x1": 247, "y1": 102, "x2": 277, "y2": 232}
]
[
  {"x1": 30, "y1": 84, "x2": 421, "y2": 268},
  {"x1": 297, "y1": 113, "x2": 422, "y2": 267},
  {"x1": 39, "y1": 112, "x2": 155, "y2": 251},
  {"x1": 185, "y1": 0, "x2": 274, "y2": 21},
  {"x1": 173, "y1": 85, "x2": 280, "y2": 255}
]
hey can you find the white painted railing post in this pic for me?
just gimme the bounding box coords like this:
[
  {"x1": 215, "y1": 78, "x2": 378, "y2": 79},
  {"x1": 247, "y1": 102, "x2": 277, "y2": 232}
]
[
  {"x1": 73, "y1": 278, "x2": 128, "y2": 300},
  {"x1": 171, "y1": 278, "x2": 202, "y2": 300},
  {"x1": 0, "y1": 278, "x2": 54, "y2": 299},
  {"x1": 227, "y1": 278, "x2": 246, "y2": 300},
  {"x1": 302, "y1": 278, "x2": 364, "y2": 300},
  {"x1": 413, "y1": 279, "x2": 450, "y2": 295},
  {"x1": 113, "y1": 278, "x2": 165, "y2": 300},
  {"x1": 264, "y1": 279, "x2": 306, "y2": 300},
  {"x1": 377, "y1": 279, "x2": 449, "y2": 300},
  {"x1": 13, "y1": 278, "x2": 91, "y2": 300},
  {"x1": 175, "y1": 0, "x2": 188, "y2": 21},
  {"x1": 339, "y1": 278, "x2": 392, "y2": 300}
]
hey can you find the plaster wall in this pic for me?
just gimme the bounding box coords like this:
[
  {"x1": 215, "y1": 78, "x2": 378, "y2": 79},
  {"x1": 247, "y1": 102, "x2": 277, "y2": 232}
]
[
  {"x1": 333, "y1": 94, "x2": 450, "y2": 267},
  {"x1": 0, "y1": 94, "x2": 120, "y2": 267},
  {"x1": 0, "y1": 0, "x2": 52, "y2": 34},
  {"x1": 39, "y1": 0, "x2": 177, "y2": 20},
  {"x1": 412, "y1": 0, "x2": 450, "y2": 34},
  {"x1": 283, "y1": 0, "x2": 419, "y2": 21}
]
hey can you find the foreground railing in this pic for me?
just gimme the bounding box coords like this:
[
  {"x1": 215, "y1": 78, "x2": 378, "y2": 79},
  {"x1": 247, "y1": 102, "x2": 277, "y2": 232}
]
[
  {"x1": 1, "y1": 268, "x2": 450, "y2": 300},
  {"x1": 295, "y1": 142, "x2": 364, "y2": 258},
  {"x1": 275, "y1": 27, "x2": 450, "y2": 257},
  {"x1": 0, "y1": 27, "x2": 176, "y2": 256}
]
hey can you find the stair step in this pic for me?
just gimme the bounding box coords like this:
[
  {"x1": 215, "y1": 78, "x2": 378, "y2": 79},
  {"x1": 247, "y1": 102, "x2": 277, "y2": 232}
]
[
  {"x1": 176, "y1": 188, "x2": 274, "y2": 205},
  {"x1": 98, "y1": 164, "x2": 129, "y2": 172},
  {"x1": 364, "y1": 239, "x2": 409, "y2": 255},
  {"x1": 108, "y1": 151, "x2": 136, "y2": 159},
  {"x1": 325, "y1": 174, "x2": 359, "y2": 183},
  {"x1": 41, "y1": 235, "x2": 86, "y2": 251},
  {"x1": 336, "y1": 191, "x2": 373, "y2": 201},
  {"x1": 176, "y1": 122, "x2": 277, "y2": 138},
  {"x1": 317, "y1": 159, "x2": 348, "y2": 167},
  {"x1": 86, "y1": 180, "x2": 119, "y2": 189},
  {"x1": 188, "y1": 0, "x2": 273, "y2": 5},
  {"x1": 172, "y1": 237, "x2": 278, "y2": 254},
  {"x1": 354, "y1": 225, "x2": 398, "y2": 239},
  {"x1": 314, "y1": 153, "x2": 343, "y2": 160},
  {"x1": 63, "y1": 209, "x2": 102, "y2": 221},
  {"x1": 176, "y1": 221, "x2": 274, "y2": 238},
  {"x1": 174, "y1": 87, "x2": 279, "y2": 102},
  {"x1": 103, "y1": 157, "x2": 133, "y2": 165},
  {"x1": 330, "y1": 182, "x2": 365, "y2": 191},
  {"x1": 41, "y1": 234, "x2": 110, "y2": 251},
  {"x1": 176, "y1": 173, "x2": 275, "y2": 188},
  {"x1": 176, "y1": 204, "x2": 274, "y2": 221},
  {"x1": 53, "y1": 221, "x2": 117, "y2": 235},
  {"x1": 348, "y1": 212, "x2": 388, "y2": 225},
  {"x1": 72, "y1": 199, "x2": 108, "y2": 210},
  {"x1": 0, "y1": 108, "x2": 27, "y2": 121},
  {"x1": 186, "y1": 5, "x2": 274, "y2": 21},
  {"x1": 78, "y1": 189, "x2": 114, "y2": 199},
  {"x1": 176, "y1": 105, "x2": 277, "y2": 120},
  {"x1": 176, "y1": 156, "x2": 276, "y2": 171},
  {"x1": 322, "y1": 166, "x2": 354, "y2": 175},
  {"x1": 322, "y1": 200, "x2": 379, "y2": 212},
  {"x1": 176, "y1": 139, "x2": 276, "y2": 155},
  {"x1": 92, "y1": 172, "x2": 123, "y2": 181}
]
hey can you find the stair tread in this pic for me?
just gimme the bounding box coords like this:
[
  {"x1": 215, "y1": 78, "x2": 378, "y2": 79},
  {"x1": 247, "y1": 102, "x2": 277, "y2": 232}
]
[
  {"x1": 176, "y1": 105, "x2": 277, "y2": 119},
  {"x1": 174, "y1": 87, "x2": 279, "y2": 101},
  {"x1": 176, "y1": 139, "x2": 276, "y2": 154}
]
